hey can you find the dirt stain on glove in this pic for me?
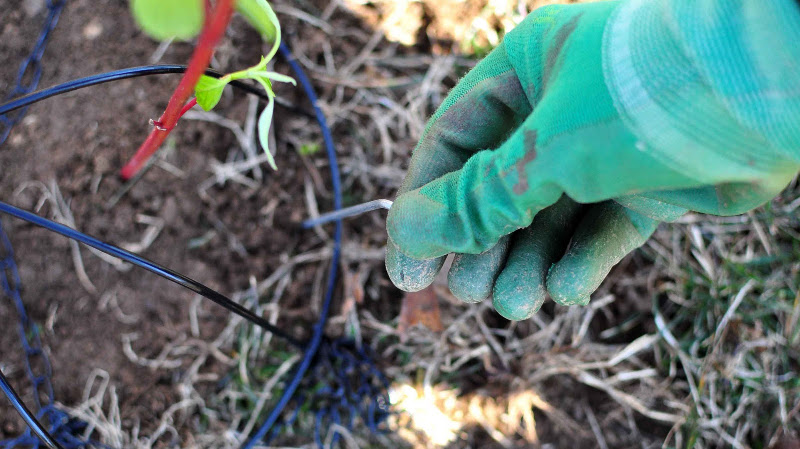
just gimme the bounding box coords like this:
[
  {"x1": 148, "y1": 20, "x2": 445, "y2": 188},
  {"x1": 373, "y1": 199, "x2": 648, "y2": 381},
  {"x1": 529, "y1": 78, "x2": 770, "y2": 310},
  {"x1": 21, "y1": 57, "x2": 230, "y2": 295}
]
[
  {"x1": 511, "y1": 129, "x2": 538, "y2": 194},
  {"x1": 542, "y1": 13, "x2": 582, "y2": 93}
]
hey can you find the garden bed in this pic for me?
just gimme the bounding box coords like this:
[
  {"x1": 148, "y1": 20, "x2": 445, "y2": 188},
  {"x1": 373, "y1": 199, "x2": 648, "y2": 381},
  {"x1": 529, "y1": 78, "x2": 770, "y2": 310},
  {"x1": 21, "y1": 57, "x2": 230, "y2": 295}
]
[{"x1": 2, "y1": 1, "x2": 798, "y2": 448}]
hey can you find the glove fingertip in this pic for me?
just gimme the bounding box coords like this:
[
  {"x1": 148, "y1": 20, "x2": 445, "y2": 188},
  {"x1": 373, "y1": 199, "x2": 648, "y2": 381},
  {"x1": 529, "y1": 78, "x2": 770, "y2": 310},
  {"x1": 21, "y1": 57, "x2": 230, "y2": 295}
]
[
  {"x1": 385, "y1": 244, "x2": 444, "y2": 292},
  {"x1": 547, "y1": 202, "x2": 659, "y2": 306},
  {"x1": 448, "y1": 278, "x2": 490, "y2": 304},
  {"x1": 447, "y1": 237, "x2": 510, "y2": 304},
  {"x1": 492, "y1": 285, "x2": 545, "y2": 320},
  {"x1": 546, "y1": 263, "x2": 593, "y2": 307}
]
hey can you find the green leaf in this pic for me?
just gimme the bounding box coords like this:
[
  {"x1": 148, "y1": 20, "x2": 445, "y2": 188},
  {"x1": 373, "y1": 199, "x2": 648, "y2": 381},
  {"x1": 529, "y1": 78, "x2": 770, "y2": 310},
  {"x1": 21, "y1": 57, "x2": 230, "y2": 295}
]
[
  {"x1": 195, "y1": 75, "x2": 229, "y2": 111},
  {"x1": 258, "y1": 96, "x2": 277, "y2": 170},
  {"x1": 130, "y1": 0, "x2": 204, "y2": 41},
  {"x1": 254, "y1": 71, "x2": 296, "y2": 85},
  {"x1": 253, "y1": 76, "x2": 274, "y2": 97},
  {"x1": 298, "y1": 142, "x2": 321, "y2": 156},
  {"x1": 235, "y1": 0, "x2": 281, "y2": 60},
  {"x1": 254, "y1": 56, "x2": 269, "y2": 72}
]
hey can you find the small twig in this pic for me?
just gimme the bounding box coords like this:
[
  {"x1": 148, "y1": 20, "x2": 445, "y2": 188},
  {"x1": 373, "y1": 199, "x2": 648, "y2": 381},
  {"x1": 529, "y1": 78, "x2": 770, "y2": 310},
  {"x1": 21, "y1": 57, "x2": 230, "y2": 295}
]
[
  {"x1": 715, "y1": 279, "x2": 755, "y2": 341},
  {"x1": 238, "y1": 354, "x2": 300, "y2": 439},
  {"x1": 149, "y1": 38, "x2": 174, "y2": 64},
  {"x1": 584, "y1": 403, "x2": 609, "y2": 449}
]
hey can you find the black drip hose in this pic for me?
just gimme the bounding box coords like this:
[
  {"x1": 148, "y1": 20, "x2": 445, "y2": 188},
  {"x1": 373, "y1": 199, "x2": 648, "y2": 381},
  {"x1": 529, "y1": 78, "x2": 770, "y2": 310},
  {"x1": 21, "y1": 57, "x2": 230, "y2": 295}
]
[
  {"x1": 0, "y1": 65, "x2": 269, "y2": 116},
  {"x1": 0, "y1": 369, "x2": 65, "y2": 449}
]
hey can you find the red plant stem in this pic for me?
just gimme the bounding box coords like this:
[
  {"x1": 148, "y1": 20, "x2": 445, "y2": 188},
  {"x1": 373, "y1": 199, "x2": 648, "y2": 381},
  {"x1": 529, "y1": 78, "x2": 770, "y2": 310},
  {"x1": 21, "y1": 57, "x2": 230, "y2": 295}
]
[
  {"x1": 178, "y1": 98, "x2": 198, "y2": 119},
  {"x1": 151, "y1": 97, "x2": 197, "y2": 130},
  {"x1": 120, "y1": 0, "x2": 235, "y2": 180}
]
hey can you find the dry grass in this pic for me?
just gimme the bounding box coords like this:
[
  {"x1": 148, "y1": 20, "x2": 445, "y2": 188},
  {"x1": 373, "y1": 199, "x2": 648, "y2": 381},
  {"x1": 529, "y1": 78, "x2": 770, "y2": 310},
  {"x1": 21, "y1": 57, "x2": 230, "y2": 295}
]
[{"x1": 38, "y1": 0, "x2": 800, "y2": 448}]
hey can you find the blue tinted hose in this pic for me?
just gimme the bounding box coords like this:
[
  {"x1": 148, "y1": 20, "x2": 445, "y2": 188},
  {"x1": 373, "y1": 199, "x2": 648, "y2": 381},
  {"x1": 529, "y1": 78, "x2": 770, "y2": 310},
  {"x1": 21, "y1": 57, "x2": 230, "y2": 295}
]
[
  {"x1": 0, "y1": 369, "x2": 64, "y2": 449},
  {"x1": 0, "y1": 41, "x2": 348, "y2": 449},
  {"x1": 240, "y1": 41, "x2": 343, "y2": 449}
]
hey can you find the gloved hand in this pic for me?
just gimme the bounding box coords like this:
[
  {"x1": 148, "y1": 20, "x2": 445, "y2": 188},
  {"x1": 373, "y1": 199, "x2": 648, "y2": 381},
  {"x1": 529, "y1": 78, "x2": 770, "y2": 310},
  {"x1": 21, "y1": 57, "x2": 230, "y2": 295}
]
[{"x1": 386, "y1": 0, "x2": 800, "y2": 320}]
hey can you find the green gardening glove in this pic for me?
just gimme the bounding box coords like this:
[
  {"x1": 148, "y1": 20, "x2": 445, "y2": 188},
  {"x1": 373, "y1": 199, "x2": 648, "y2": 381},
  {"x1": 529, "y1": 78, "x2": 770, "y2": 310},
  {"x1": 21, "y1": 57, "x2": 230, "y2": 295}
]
[{"x1": 386, "y1": 0, "x2": 800, "y2": 320}]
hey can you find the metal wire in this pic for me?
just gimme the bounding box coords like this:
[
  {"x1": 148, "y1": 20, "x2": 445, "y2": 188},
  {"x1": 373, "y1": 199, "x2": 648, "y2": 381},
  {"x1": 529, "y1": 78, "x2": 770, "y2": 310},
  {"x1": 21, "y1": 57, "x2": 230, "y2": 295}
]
[
  {"x1": 1, "y1": 220, "x2": 106, "y2": 449},
  {"x1": 0, "y1": 0, "x2": 65, "y2": 145},
  {"x1": 0, "y1": 369, "x2": 64, "y2": 449},
  {"x1": 302, "y1": 199, "x2": 393, "y2": 228},
  {"x1": 0, "y1": 2, "x2": 99, "y2": 448},
  {"x1": 0, "y1": 57, "x2": 391, "y2": 446},
  {"x1": 308, "y1": 339, "x2": 392, "y2": 446},
  {"x1": 0, "y1": 6, "x2": 391, "y2": 447}
]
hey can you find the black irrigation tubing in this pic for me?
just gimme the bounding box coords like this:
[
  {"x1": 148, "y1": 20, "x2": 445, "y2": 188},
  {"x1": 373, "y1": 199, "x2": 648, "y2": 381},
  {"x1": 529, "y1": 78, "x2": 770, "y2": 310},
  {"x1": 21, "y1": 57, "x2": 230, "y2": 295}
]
[
  {"x1": 0, "y1": 369, "x2": 64, "y2": 449},
  {"x1": 0, "y1": 64, "x2": 316, "y2": 348},
  {"x1": 0, "y1": 201, "x2": 305, "y2": 348},
  {"x1": 0, "y1": 45, "x2": 349, "y2": 449},
  {"x1": 0, "y1": 65, "x2": 269, "y2": 116}
]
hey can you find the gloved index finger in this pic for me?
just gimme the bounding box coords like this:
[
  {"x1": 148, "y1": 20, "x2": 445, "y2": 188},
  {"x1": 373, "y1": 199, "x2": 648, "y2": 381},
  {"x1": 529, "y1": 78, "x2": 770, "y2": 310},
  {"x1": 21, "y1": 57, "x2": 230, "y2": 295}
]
[
  {"x1": 386, "y1": 42, "x2": 533, "y2": 293},
  {"x1": 397, "y1": 41, "x2": 533, "y2": 195}
]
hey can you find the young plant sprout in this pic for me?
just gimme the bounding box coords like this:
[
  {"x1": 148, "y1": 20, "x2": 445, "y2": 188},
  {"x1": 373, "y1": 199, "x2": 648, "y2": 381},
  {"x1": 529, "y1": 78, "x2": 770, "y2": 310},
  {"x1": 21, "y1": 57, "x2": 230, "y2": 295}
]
[
  {"x1": 194, "y1": 55, "x2": 296, "y2": 169},
  {"x1": 0, "y1": 2, "x2": 396, "y2": 447},
  {"x1": 123, "y1": 0, "x2": 292, "y2": 177}
]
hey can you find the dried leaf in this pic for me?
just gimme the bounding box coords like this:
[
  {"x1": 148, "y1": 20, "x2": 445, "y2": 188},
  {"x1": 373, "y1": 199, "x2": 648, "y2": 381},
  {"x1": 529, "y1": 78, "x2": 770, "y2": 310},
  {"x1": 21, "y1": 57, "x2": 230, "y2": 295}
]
[{"x1": 398, "y1": 285, "x2": 443, "y2": 338}]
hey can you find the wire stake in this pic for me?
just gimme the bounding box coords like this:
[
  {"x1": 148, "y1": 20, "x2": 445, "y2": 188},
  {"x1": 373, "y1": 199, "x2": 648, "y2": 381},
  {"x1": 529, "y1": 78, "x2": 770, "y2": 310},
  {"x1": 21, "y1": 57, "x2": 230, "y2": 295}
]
[{"x1": 302, "y1": 199, "x2": 392, "y2": 228}]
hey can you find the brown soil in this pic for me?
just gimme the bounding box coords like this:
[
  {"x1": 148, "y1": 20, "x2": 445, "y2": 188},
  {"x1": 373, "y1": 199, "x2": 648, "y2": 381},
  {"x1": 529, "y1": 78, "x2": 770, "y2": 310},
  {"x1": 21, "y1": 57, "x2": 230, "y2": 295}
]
[
  {"x1": 1, "y1": 0, "x2": 718, "y2": 448},
  {"x1": 1, "y1": 0, "x2": 323, "y2": 439}
]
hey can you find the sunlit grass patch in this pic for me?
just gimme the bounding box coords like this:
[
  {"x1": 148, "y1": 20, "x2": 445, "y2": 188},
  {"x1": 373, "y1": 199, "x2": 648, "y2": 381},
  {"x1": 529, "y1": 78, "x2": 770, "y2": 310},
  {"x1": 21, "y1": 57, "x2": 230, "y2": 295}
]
[{"x1": 645, "y1": 180, "x2": 800, "y2": 448}]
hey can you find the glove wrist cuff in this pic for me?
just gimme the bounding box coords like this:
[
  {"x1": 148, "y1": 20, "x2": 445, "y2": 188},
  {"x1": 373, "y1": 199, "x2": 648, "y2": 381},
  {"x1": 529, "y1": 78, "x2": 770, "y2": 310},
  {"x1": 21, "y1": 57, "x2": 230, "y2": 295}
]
[{"x1": 604, "y1": 0, "x2": 800, "y2": 179}]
